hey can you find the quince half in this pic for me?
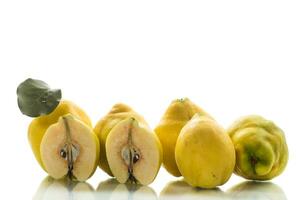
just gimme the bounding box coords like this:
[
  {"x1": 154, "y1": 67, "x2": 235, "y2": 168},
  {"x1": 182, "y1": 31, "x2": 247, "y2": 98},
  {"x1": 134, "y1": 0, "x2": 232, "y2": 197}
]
[{"x1": 94, "y1": 103, "x2": 162, "y2": 185}]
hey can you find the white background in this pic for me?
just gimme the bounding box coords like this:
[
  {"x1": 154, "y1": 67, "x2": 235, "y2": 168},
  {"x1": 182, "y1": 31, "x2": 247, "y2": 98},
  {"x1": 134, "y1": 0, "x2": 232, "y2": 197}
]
[{"x1": 0, "y1": 1, "x2": 299, "y2": 199}]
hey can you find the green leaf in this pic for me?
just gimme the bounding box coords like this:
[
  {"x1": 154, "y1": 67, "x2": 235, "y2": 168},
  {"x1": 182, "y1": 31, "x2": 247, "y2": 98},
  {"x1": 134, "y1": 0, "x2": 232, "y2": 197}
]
[{"x1": 17, "y1": 78, "x2": 62, "y2": 117}]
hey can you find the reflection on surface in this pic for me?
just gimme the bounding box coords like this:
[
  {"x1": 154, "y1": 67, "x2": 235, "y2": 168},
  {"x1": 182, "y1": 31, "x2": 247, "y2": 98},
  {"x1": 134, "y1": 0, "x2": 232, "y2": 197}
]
[
  {"x1": 33, "y1": 177, "x2": 287, "y2": 200},
  {"x1": 34, "y1": 177, "x2": 158, "y2": 200},
  {"x1": 228, "y1": 181, "x2": 287, "y2": 200},
  {"x1": 160, "y1": 180, "x2": 287, "y2": 200},
  {"x1": 33, "y1": 176, "x2": 95, "y2": 200},
  {"x1": 96, "y1": 178, "x2": 158, "y2": 200},
  {"x1": 159, "y1": 180, "x2": 225, "y2": 200}
]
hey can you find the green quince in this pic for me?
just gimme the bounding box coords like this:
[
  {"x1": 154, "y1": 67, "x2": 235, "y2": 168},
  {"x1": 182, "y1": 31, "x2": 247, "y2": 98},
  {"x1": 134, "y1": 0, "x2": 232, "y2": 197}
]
[{"x1": 227, "y1": 115, "x2": 288, "y2": 180}]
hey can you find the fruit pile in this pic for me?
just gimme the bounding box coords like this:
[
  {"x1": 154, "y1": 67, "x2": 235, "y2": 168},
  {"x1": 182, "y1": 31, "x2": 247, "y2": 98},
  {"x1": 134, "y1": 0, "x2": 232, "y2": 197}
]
[{"x1": 17, "y1": 78, "x2": 288, "y2": 188}]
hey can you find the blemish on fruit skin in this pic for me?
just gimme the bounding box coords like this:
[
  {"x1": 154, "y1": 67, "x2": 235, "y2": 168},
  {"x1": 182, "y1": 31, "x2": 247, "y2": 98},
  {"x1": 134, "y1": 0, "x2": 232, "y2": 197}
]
[
  {"x1": 250, "y1": 156, "x2": 258, "y2": 166},
  {"x1": 212, "y1": 173, "x2": 217, "y2": 179}
]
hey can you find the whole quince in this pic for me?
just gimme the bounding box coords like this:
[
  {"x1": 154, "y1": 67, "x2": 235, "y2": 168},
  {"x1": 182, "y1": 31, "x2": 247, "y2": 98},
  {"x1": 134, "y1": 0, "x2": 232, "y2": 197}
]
[
  {"x1": 227, "y1": 115, "x2": 288, "y2": 180},
  {"x1": 155, "y1": 98, "x2": 212, "y2": 176},
  {"x1": 175, "y1": 114, "x2": 235, "y2": 188}
]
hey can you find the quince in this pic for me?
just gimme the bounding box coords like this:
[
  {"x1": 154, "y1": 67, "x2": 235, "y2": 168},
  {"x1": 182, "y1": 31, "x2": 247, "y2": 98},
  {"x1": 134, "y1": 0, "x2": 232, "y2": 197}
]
[
  {"x1": 94, "y1": 104, "x2": 162, "y2": 185},
  {"x1": 17, "y1": 78, "x2": 99, "y2": 181},
  {"x1": 227, "y1": 115, "x2": 288, "y2": 180},
  {"x1": 29, "y1": 100, "x2": 93, "y2": 170},
  {"x1": 154, "y1": 98, "x2": 211, "y2": 176},
  {"x1": 94, "y1": 104, "x2": 147, "y2": 176},
  {"x1": 175, "y1": 114, "x2": 235, "y2": 188}
]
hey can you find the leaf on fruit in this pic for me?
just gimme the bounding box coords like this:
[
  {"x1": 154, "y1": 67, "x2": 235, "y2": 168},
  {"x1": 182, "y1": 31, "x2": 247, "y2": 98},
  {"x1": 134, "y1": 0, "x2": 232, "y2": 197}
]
[{"x1": 17, "y1": 78, "x2": 62, "y2": 117}]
